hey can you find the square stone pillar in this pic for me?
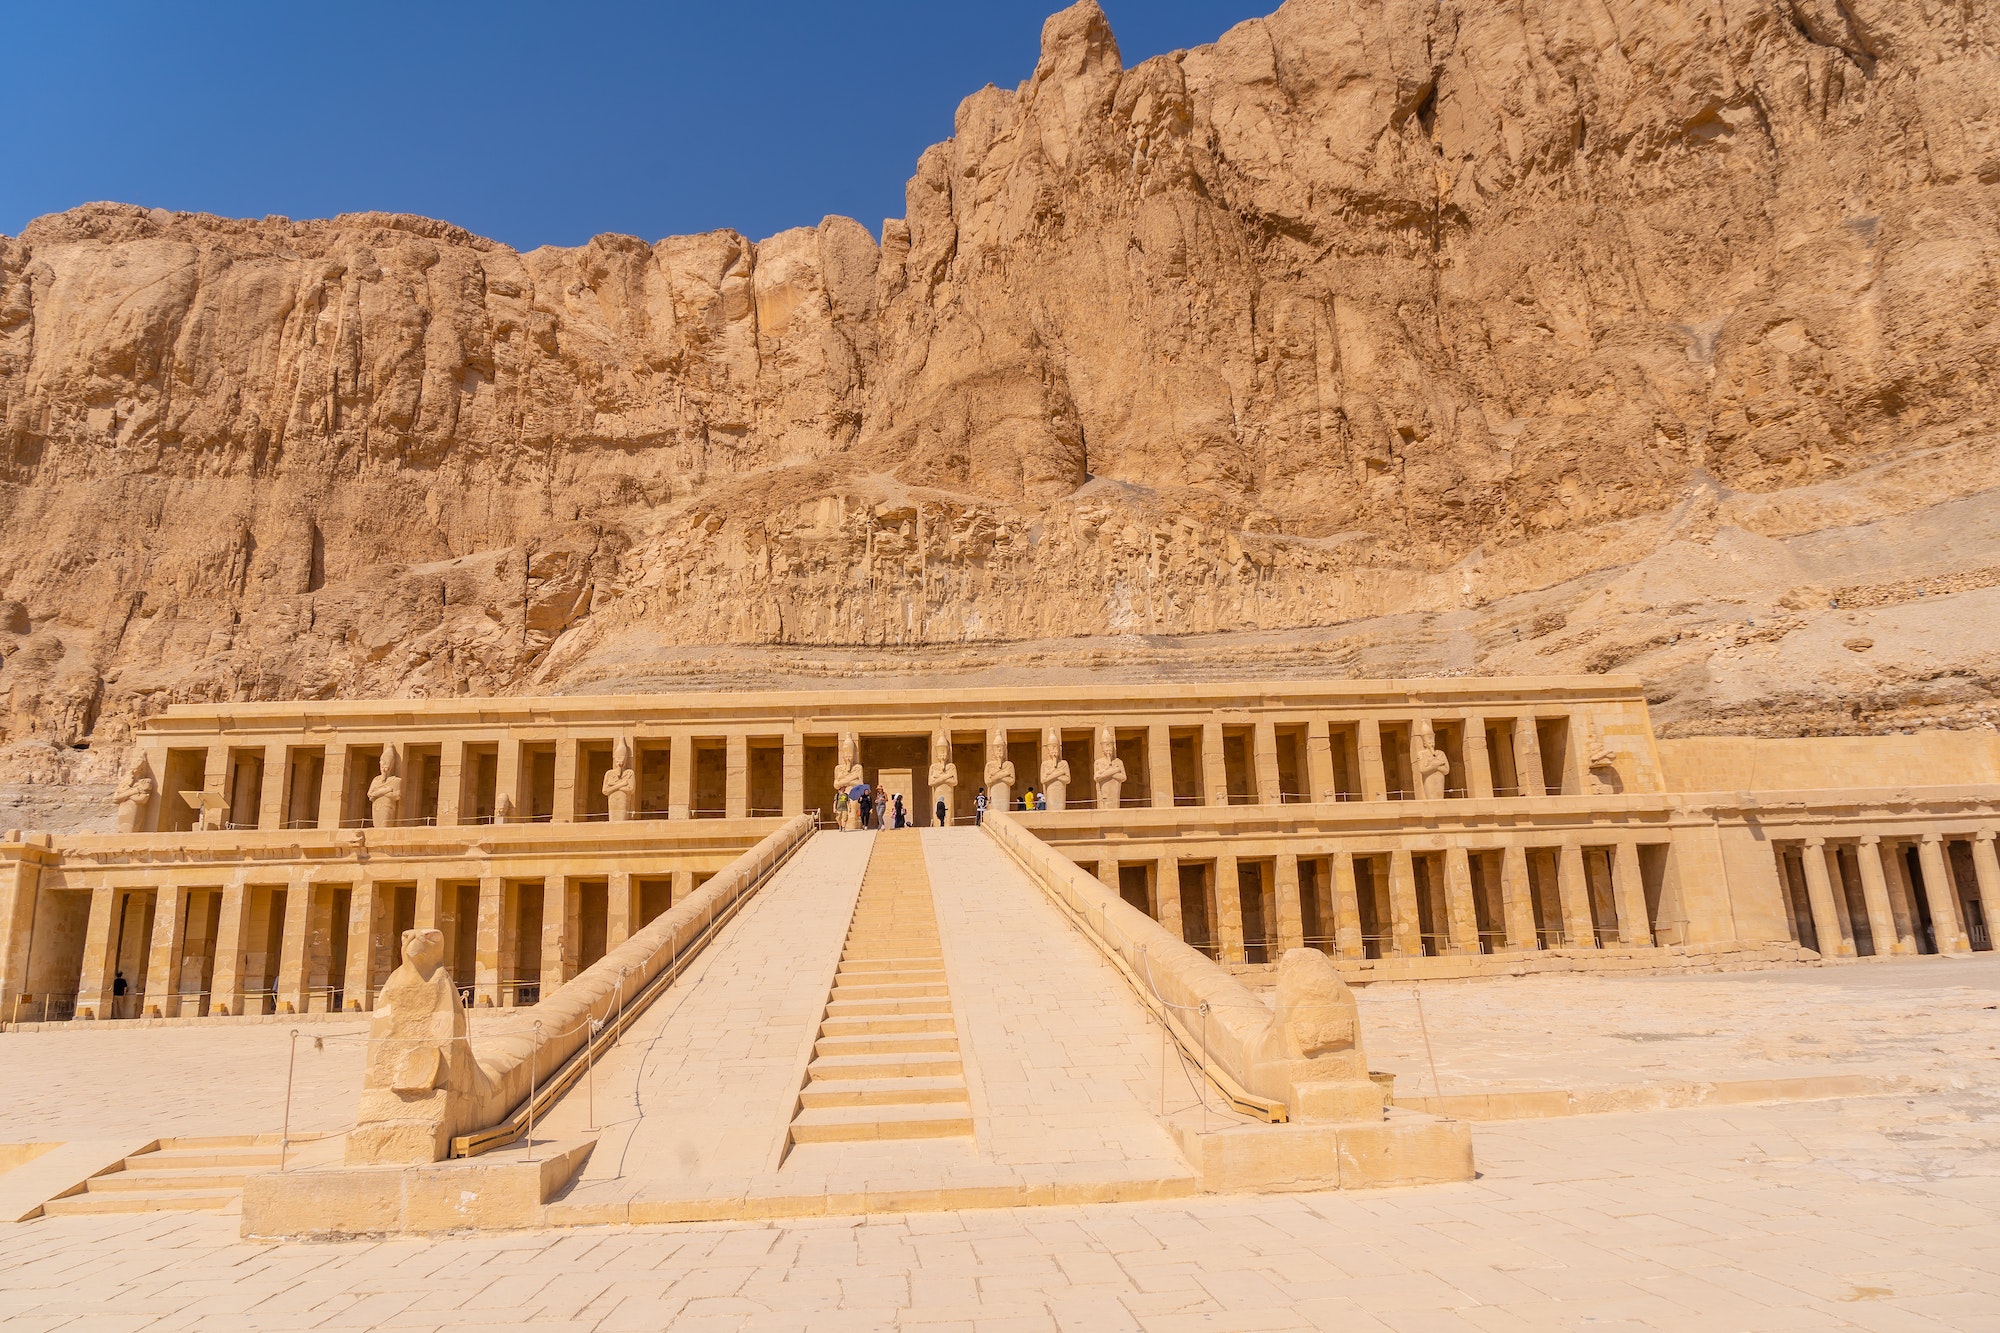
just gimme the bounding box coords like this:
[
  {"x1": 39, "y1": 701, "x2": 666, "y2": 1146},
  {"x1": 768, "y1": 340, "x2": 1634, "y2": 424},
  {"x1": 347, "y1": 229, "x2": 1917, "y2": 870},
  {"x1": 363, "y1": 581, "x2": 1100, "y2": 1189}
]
[
  {"x1": 495, "y1": 739, "x2": 525, "y2": 824},
  {"x1": 1387, "y1": 849, "x2": 1422, "y2": 956},
  {"x1": 1855, "y1": 836, "x2": 1912, "y2": 955},
  {"x1": 1556, "y1": 843, "x2": 1594, "y2": 948},
  {"x1": 552, "y1": 737, "x2": 579, "y2": 823},
  {"x1": 1613, "y1": 841, "x2": 1652, "y2": 947},
  {"x1": 1824, "y1": 842, "x2": 1857, "y2": 944},
  {"x1": 257, "y1": 744, "x2": 287, "y2": 830},
  {"x1": 75, "y1": 886, "x2": 121, "y2": 1019},
  {"x1": 201, "y1": 742, "x2": 230, "y2": 824},
  {"x1": 1330, "y1": 851, "x2": 1365, "y2": 958},
  {"x1": 142, "y1": 884, "x2": 188, "y2": 1018},
  {"x1": 1201, "y1": 720, "x2": 1228, "y2": 806},
  {"x1": 1463, "y1": 717, "x2": 1494, "y2": 799},
  {"x1": 317, "y1": 743, "x2": 349, "y2": 830},
  {"x1": 1156, "y1": 855, "x2": 1183, "y2": 940},
  {"x1": 1500, "y1": 845, "x2": 1537, "y2": 950},
  {"x1": 540, "y1": 878, "x2": 568, "y2": 992},
  {"x1": 0, "y1": 854, "x2": 43, "y2": 1019},
  {"x1": 607, "y1": 869, "x2": 635, "y2": 947},
  {"x1": 670, "y1": 869, "x2": 693, "y2": 907},
  {"x1": 1972, "y1": 831, "x2": 2000, "y2": 954},
  {"x1": 208, "y1": 881, "x2": 251, "y2": 1016},
  {"x1": 1800, "y1": 837, "x2": 1855, "y2": 958},
  {"x1": 668, "y1": 732, "x2": 693, "y2": 821},
  {"x1": 437, "y1": 740, "x2": 465, "y2": 827},
  {"x1": 1305, "y1": 721, "x2": 1337, "y2": 804},
  {"x1": 413, "y1": 875, "x2": 441, "y2": 932},
  {"x1": 1147, "y1": 723, "x2": 1174, "y2": 809},
  {"x1": 474, "y1": 876, "x2": 504, "y2": 1007},
  {"x1": 305, "y1": 887, "x2": 338, "y2": 1013},
  {"x1": 1214, "y1": 853, "x2": 1244, "y2": 961},
  {"x1": 1443, "y1": 847, "x2": 1479, "y2": 954},
  {"x1": 1918, "y1": 834, "x2": 1971, "y2": 955},
  {"x1": 1881, "y1": 840, "x2": 1921, "y2": 945},
  {"x1": 1357, "y1": 719, "x2": 1388, "y2": 802},
  {"x1": 782, "y1": 735, "x2": 805, "y2": 818},
  {"x1": 725, "y1": 733, "x2": 749, "y2": 819},
  {"x1": 275, "y1": 879, "x2": 314, "y2": 1014},
  {"x1": 1274, "y1": 853, "x2": 1305, "y2": 953},
  {"x1": 1513, "y1": 720, "x2": 1546, "y2": 798},
  {"x1": 343, "y1": 882, "x2": 382, "y2": 1011},
  {"x1": 1252, "y1": 722, "x2": 1282, "y2": 804}
]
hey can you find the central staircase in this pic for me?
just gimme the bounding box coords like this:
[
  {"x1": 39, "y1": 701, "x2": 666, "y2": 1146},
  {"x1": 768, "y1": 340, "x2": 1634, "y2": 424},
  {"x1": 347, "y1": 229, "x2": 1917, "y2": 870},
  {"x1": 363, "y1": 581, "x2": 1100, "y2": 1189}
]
[
  {"x1": 40, "y1": 1136, "x2": 286, "y2": 1215},
  {"x1": 788, "y1": 831, "x2": 973, "y2": 1147}
]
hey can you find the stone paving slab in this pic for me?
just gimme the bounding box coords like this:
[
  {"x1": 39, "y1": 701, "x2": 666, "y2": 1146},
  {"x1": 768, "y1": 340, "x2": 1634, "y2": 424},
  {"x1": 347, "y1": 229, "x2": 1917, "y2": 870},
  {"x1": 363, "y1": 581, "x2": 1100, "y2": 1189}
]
[{"x1": 3, "y1": 1087, "x2": 1996, "y2": 1329}]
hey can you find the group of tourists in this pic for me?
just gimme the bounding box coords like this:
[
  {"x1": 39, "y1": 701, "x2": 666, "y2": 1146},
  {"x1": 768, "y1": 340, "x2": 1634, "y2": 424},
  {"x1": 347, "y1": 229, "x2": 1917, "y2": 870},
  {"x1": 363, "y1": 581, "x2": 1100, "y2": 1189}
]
[{"x1": 832, "y1": 785, "x2": 1045, "y2": 830}]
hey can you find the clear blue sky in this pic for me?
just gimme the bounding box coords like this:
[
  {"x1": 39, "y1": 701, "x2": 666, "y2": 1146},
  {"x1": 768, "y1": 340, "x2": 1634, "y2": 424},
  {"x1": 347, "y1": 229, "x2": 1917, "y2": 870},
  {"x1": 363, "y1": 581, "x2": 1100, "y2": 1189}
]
[{"x1": 3, "y1": 1, "x2": 1273, "y2": 250}]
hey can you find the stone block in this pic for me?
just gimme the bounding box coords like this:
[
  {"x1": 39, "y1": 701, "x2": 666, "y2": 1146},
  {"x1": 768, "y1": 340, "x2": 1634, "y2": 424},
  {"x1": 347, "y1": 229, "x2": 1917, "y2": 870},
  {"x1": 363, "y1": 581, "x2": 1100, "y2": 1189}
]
[
  {"x1": 1335, "y1": 1115, "x2": 1476, "y2": 1189},
  {"x1": 242, "y1": 1138, "x2": 593, "y2": 1238}
]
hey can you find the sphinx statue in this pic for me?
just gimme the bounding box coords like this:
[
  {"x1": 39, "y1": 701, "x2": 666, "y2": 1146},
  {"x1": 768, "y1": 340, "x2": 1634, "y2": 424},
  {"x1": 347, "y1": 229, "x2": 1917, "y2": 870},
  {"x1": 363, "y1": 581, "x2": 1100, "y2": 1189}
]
[
  {"x1": 113, "y1": 753, "x2": 156, "y2": 833},
  {"x1": 602, "y1": 737, "x2": 637, "y2": 820},
  {"x1": 1249, "y1": 948, "x2": 1383, "y2": 1123},
  {"x1": 1092, "y1": 723, "x2": 1127, "y2": 809},
  {"x1": 347, "y1": 928, "x2": 488, "y2": 1164}
]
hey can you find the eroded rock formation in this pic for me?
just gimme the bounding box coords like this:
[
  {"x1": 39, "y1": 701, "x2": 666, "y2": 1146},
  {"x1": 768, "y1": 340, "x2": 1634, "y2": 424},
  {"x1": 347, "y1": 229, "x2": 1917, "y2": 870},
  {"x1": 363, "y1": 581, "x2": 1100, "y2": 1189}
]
[{"x1": 3, "y1": 0, "x2": 1999, "y2": 797}]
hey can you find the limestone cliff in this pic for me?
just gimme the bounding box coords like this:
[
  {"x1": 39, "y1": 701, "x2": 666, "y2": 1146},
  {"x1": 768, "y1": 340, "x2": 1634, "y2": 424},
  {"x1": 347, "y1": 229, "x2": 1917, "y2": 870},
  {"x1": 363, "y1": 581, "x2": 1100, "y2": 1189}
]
[{"x1": 3, "y1": 0, "x2": 1999, "y2": 797}]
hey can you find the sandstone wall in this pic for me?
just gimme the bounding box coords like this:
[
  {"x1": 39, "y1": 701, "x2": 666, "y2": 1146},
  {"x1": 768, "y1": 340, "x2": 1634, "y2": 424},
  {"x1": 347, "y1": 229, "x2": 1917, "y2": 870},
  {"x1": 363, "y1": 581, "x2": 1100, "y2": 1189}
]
[{"x1": 2, "y1": 0, "x2": 1998, "y2": 793}]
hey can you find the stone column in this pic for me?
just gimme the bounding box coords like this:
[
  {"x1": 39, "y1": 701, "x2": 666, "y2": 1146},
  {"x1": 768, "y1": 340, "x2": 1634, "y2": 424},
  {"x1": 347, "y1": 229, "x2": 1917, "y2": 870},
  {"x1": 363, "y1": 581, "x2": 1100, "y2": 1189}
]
[
  {"x1": 75, "y1": 886, "x2": 120, "y2": 1019},
  {"x1": 1252, "y1": 722, "x2": 1282, "y2": 804},
  {"x1": 317, "y1": 743, "x2": 349, "y2": 830},
  {"x1": 1500, "y1": 845, "x2": 1537, "y2": 949},
  {"x1": 206, "y1": 881, "x2": 251, "y2": 1016},
  {"x1": 414, "y1": 875, "x2": 441, "y2": 932},
  {"x1": 0, "y1": 853, "x2": 41, "y2": 1020},
  {"x1": 1824, "y1": 842, "x2": 1857, "y2": 945},
  {"x1": 672, "y1": 869, "x2": 695, "y2": 907},
  {"x1": 495, "y1": 739, "x2": 525, "y2": 824},
  {"x1": 725, "y1": 733, "x2": 749, "y2": 819},
  {"x1": 1357, "y1": 719, "x2": 1388, "y2": 802},
  {"x1": 1881, "y1": 840, "x2": 1920, "y2": 946},
  {"x1": 1388, "y1": 849, "x2": 1422, "y2": 956},
  {"x1": 1156, "y1": 855, "x2": 1183, "y2": 940},
  {"x1": 1513, "y1": 719, "x2": 1546, "y2": 798},
  {"x1": 1557, "y1": 842, "x2": 1594, "y2": 947},
  {"x1": 342, "y1": 882, "x2": 381, "y2": 1011},
  {"x1": 1214, "y1": 852, "x2": 1244, "y2": 962},
  {"x1": 304, "y1": 887, "x2": 338, "y2": 1013},
  {"x1": 607, "y1": 869, "x2": 635, "y2": 948},
  {"x1": 1463, "y1": 717, "x2": 1494, "y2": 799},
  {"x1": 782, "y1": 735, "x2": 805, "y2": 818},
  {"x1": 1918, "y1": 834, "x2": 1971, "y2": 955},
  {"x1": 1612, "y1": 840, "x2": 1652, "y2": 947},
  {"x1": 1972, "y1": 831, "x2": 2000, "y2": 954},
  {"x1": 474, "y1": 876, "x2": 504, "y2": 1007},
  {"x1": 1443, "y1": 846, "x2": 1479, "y2": 954},
  {"x1": 667, "y1": 732, "x2": 693, "y2": 821},
  {"x1": 201, "y1": 742, "x2": 230, "y2": 826},
  {"x1": 1201, "y1": 720, "x2": 1228, "y2": 806},
  {"x1": 275, "y1": 879, "x2": 313, "y2": 1014},
  {"x1": 1855, "y1": 835, "x2": 1912, "y2": 955},
  {"x1": 1274, "y1": 853, "x2": 1305, "y2": 953},
  {"x1": 1147, "y1": 723, "x2": 1174, "y2": 809},
  {"x1": 552, "y1": 737, "x2": 579, "y2": 823},
  {"x1": 540, "y1": 878, "x2": 568, "y2": 992},
  {"x1": 1800, "y1": 837, "x2": 1855, "y2": 957},
  {"x1": 437, "y1": 740, "x2": 465, "y2": 827},
  {"x1": 141, "y1": 884, "x2": 187, "y2": 1018},
  {"x1": 257, "y1": 744, "x2": 287, "y2": 830},
  {"x1": 1330, "y1": 851, "x2": 1365, "y2": 958},
  {"x1": 1306, "y1": 720, "x2": 1337, "y2": 804}
]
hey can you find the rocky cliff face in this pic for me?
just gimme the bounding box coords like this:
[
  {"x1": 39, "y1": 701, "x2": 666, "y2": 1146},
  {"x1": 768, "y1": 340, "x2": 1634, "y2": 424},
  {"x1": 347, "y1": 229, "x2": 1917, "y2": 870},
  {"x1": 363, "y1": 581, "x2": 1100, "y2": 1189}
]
[{"x1": 2, "y1": 0, "x2": 1998, "y2": 795}]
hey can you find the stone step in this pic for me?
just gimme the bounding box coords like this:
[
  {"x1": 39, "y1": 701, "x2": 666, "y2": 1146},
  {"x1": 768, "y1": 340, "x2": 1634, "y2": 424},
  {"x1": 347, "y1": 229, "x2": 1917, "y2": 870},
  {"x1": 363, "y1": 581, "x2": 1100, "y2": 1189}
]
[
  {"x1": 829, "y1": 981, "x2": 949, "y2": 1000},
  {"x1": 814, "y1": 1031, "x2": 958, "y2": 1058},
  {"x1": 788, "y1": 1104, "x2": 974, "y2": 1143},
  {"x1": 837, "y1": 957, "x2": 945, "y2": 973},
  {"x1": 819, "y1": 1014, "x2": 954, "y2": 1037},
  {"x1": 826, "y1": 997, "x2": 953, "y2": 1017},
  {"x1": 799, "y1": 1077, "x2": 970, "y2": 1109},
  {"x1": 41, "y1": 1188, "x2": 239, "y2": 1216},
  {"x1": 154, "y1": 1134, "x2": 277, "y2": 1150},
  {"x1": 86, "y1": 1167, "x2": 260, "y2": 1192},
  {"x1": 807, "y1": 1052, "x2": 965, "y2": 1082},
  {"x1": 132, "y1": 1148, "x2": 283, "y2": 1169}
]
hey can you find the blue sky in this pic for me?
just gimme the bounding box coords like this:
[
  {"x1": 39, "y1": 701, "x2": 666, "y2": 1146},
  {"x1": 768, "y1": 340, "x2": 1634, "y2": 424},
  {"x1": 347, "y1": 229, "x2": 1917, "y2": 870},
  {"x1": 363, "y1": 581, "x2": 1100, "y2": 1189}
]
[{"x1": 2, "y1": 1, "x2": 1274, "y2": 250}]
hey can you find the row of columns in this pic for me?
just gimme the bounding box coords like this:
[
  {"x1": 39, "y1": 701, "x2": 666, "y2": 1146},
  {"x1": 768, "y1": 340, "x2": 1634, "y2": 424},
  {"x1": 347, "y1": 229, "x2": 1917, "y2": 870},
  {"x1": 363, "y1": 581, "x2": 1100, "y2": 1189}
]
[
  {"x1": 1104, "y1": 839, "x2": 1653, "y2": 963},
  {"x1": 1789, "y1": 830, "x2": 1999, "y2": 958}
]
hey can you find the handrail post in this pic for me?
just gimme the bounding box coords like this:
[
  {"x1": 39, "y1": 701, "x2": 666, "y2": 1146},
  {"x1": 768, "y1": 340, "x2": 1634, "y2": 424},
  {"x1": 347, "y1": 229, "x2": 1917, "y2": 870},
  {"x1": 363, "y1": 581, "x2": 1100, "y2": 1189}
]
[
  {"x1": 280, "y1": 1028, "x2": 299, "y2": 1171},
  {"x1": 527, "y1": 1019, "x2": 542, "y2": 1159}
]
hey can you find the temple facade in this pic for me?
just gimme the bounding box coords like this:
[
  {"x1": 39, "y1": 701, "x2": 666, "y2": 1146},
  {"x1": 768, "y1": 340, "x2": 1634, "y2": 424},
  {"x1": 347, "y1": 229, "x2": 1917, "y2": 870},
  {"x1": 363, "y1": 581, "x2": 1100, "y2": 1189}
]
[{"x1": 3, "y1": 676, "x2": 1997, "y2": 1025}]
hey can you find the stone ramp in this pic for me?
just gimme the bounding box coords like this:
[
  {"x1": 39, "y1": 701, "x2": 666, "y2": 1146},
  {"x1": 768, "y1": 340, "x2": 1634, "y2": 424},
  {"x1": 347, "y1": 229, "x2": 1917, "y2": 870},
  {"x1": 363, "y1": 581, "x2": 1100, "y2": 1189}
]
[{"x1": 533, "y1": 826, "x2": 1196, "y2": 1222}]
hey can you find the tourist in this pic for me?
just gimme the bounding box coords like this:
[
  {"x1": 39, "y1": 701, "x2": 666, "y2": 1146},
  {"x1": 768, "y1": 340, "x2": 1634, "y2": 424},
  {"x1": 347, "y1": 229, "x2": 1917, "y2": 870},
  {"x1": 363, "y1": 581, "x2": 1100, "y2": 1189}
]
[
  {"x1": 859, "y1": 789, "x2": 874, "y2": 829},
  {"x1": 112, "y1": 969, "x2": 127, "y2": 1018},
  {"x1": 935, "y1": 795, "x2": 947, "y2": 826},
  {"x1": 1020, "y1": 788, "x2": 1033, "y2": 811},
  {"x1": 893, "y1": 794, "x2": 905, "y2": 828},
  {"x1": 974, "y1": 789, "x2": 986, "y2": 825}
]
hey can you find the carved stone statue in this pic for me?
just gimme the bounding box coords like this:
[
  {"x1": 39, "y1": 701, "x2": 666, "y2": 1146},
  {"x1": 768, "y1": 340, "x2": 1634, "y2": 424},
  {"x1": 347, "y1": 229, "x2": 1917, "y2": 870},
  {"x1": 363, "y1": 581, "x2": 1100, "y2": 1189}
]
[
  {"x1": 494, "y1": 792, "x2": 516, "y2": 825},
  {"x1": 1039, "y1": 727, "x2": 1071, "y2": 810},
  {"x1": 926, "y1": 728, "x2": 958, "y2": 825},
  {"x1": 982, "y1": 725, "x2": 1015, "y2": 810},
  {"x1": 1413, "y1": 722, "x2": 1450, "y2": 800},
  {"x1": 1249, "y1": 948, "x2": 1381, "y2": 1123},
  {"x1": 602, "y1": 737, "x2": 637, "y2": 821},
  {"x1": 347, "y1": 928, "x2": 485, "y2": 1165},
  {"x1": 368, "y1": 743, "x2": 404, "y2": 828},
  {"x1": 1583, "y1": 721, "x2": 1620, "y2": 796},
  {"x1": 113, "y1": 753, "x2": 155, "y2": 834},
  {"x1": 832, "y1": 730, "x2": 865, "y2": 830},
  {"x1": 1092, "y1": 723, "x2": 1127, "y2": 809}
]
